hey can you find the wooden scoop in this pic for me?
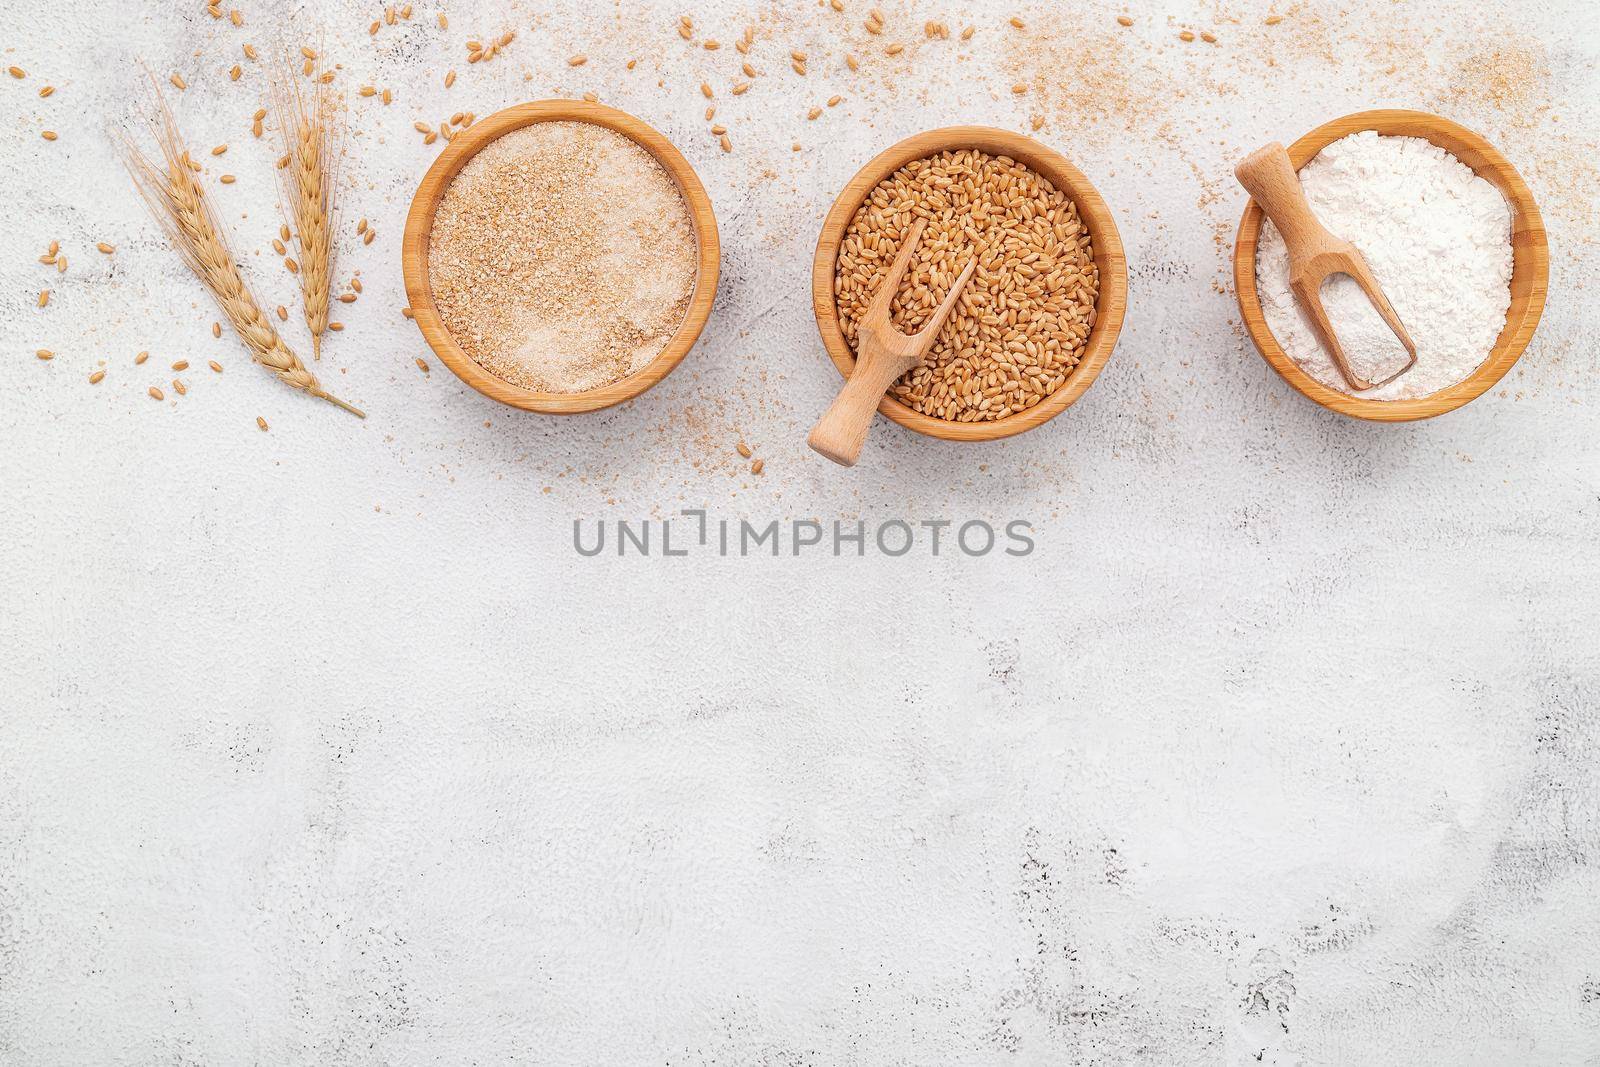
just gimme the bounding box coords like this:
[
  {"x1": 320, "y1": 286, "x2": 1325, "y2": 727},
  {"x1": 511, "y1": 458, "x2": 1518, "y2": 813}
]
[
  {"x1": 1235, "y1": 142, "x2": 1417, "y2": 391},
  {"x1": 808, "y1": 217, "x2": 977, "y2": 467}
]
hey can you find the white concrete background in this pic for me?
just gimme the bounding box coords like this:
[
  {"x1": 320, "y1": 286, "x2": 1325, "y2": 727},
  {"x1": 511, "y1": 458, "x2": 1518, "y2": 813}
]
[{"x1": 3, "y1": 0, "x2": 1598, "y2": 1063}]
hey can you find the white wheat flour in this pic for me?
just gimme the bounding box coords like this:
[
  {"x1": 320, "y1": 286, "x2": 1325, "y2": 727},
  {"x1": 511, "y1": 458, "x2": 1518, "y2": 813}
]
[{"x1": 1255, "y1": 131, "x2": 1513, "y2": 400}]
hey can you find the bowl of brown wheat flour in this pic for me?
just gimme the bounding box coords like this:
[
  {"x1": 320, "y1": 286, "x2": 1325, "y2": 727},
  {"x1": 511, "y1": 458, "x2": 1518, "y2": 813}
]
[{"x1": 402, "y1": 101, "x2": 720, "y2": 414}]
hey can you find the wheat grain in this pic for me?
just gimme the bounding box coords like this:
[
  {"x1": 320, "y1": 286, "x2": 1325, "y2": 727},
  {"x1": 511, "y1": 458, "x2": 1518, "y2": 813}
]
[
  {"x1": 122, "y1": 86, "x2": 361, "y2": 416},
  {"x1": 834, "y1": 149, "x2": 1098, "y2": 423}
]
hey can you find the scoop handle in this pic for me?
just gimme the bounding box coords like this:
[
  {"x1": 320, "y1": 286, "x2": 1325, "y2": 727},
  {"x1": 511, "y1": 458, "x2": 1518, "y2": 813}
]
[
  {"x1": 807, "y1": 335, "x2": 913, "y2": 467},
  {"x1": 1235, "y1": 142, "x2": 1334, "y2": 252}
]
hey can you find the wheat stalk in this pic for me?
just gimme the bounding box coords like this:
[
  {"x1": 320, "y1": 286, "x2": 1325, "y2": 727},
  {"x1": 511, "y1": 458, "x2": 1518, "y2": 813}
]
[
  {"x1": 122, "y1": 88, "x2": 362, "y2": 417},
  {"x1": 274, "y1": 63, "x2": 339, "y2": 360}
]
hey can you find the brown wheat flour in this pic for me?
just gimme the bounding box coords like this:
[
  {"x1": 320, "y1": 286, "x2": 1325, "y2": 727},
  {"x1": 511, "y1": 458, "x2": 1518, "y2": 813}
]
[{"x1": 428, "y1": 121, "x2": 696, "y2": 393}]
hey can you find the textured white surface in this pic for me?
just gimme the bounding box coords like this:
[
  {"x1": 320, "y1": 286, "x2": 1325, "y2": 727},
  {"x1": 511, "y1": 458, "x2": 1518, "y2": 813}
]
[{"x1": 3, "y1": 1, "x2": 1599, "y2": 1064}]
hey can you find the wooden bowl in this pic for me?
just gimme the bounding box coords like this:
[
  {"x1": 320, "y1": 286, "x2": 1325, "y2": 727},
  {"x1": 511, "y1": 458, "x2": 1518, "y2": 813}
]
[
  {"x1": 401, "y1": 100, "x2": 720, "y2": 414},
  {"x1": 812, "y1": 126, "x2": 1127, "y2": 442},
  {"x1": 1234, "y1": 109, "x2": 1548, "y2": 421}
]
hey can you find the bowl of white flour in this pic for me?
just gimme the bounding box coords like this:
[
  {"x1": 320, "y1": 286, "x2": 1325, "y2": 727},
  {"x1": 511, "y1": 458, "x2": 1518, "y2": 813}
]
[{"x1": 1234, "y1": 110, "x2": 1548, "y2": 421}]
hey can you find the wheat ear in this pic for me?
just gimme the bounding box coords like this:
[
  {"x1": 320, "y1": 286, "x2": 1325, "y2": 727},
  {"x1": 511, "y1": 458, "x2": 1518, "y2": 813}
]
[
  {"x1": 123, "y1": 94, "x2": 362, "y2": 417},
  {"x1": 274, "y1": 66, "x2": 338, "y2": 360}
]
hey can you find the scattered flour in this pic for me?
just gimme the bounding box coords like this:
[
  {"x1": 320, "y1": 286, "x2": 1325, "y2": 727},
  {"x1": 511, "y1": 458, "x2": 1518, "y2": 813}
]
[{"x1": 1255, "y1": 131, "x2": 1513, "y2": 400}]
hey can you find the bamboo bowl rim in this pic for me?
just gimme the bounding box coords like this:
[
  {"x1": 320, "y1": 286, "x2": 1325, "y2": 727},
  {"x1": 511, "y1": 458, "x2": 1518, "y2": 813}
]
[
  {"x1": 401, "y1": 100, "x2": 721, "y2": 414},
  {"x1": 1233, "y1": 109, "x2": 1549, "y2": 422},
  {"x1": 812, "y1": 126, "x2": 1128, "y2": 443}
]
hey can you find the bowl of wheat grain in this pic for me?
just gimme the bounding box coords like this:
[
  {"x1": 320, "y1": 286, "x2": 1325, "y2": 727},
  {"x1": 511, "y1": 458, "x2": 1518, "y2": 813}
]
[{"x1": 813, "y1": 126, "x2": 1127, "y2": 442}]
